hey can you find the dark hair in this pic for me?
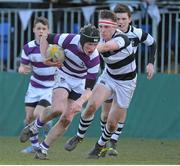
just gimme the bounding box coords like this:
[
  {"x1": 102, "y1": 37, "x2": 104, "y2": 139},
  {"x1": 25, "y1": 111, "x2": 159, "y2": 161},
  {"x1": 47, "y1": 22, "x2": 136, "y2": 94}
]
[
  {"x1": 99, "y1": 9, "x2": 117, "y2": 22},
  {"x1": 33, "y1": 16, "x2": 49, "y2": 28},
  {"x1": 80, "y1": 24, "x2": 100, "y2": 48},
  {"x1": 114, "y1": 4, "x2": 132, "y2": 18}
]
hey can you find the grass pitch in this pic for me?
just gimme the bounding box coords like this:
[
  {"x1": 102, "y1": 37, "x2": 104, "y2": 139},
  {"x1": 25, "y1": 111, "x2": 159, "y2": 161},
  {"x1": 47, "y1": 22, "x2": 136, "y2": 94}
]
[{"x1": 0, "y1": 136, "x2": 180, "y2": 165}]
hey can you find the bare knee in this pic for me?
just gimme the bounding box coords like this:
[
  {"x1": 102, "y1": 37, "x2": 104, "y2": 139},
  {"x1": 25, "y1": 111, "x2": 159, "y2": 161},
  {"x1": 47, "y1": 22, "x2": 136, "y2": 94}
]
[
  {"x1": 84, "y1": 103, "x2": 97, "y2": 118},
  {"x1": 60, "y1": 115, "x2": 72, "y2": 128},
  {"x1": 33, "y1": 110, "x2": 41, "y2": 119},
  {"x1": 53, "y1": 104, "x2": 65, "y2": 115},
  {"x1": 25, "y1": 112, "x2": 34, "y2": 124},
  {"x1": 24, "y1": 116, "x2": 34, "y2": 125}
]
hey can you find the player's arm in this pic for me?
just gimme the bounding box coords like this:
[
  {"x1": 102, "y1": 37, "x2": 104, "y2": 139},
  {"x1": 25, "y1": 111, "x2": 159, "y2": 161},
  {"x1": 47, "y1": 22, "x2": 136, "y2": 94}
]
[
  {"x1": 141, "y1": 31, "x2": 157, "y2": 80},
  {"x1": 146, "y1": 41, "x2": 156, "y2": 79},
  {"x1": 147, "y1": 41, "x2": 156, "y2": 65},
  {"x1": 97, "y1": 40, "x2": 119, "y2": 53},
  {"x1": 141, "y1": 31, "x2": 157, "y2": 64},
  {"x1": 97, "y1": 34, "x2": 130, "y2": 53},
  {"x1": 71, "y1": 79, "x2": 95, "y2": 113},
  {"x1": 18, "y1": 63, "x2": 32, "y2": 75},
  {"x1": 18, "y1": 47, "x2": 32, "y2": 75},
  {"x1": 75, "y1": 63, "x2": 99, "y2": 110},
  {"x1": 40, "y1": 34, "x2": 49, "y2": 59},
  {"x1": 40, "y1": 33, "x2": 61, "y2": 67},
  {"x1": 77, "y1": 79, "x2": 97, "y2": 105}
]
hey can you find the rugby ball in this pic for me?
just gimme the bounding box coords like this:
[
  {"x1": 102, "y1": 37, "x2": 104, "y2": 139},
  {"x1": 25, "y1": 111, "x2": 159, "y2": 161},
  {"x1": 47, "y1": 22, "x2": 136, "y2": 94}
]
[{"x1": 47, "y1": 44, "x2": 65, "y2": 63}]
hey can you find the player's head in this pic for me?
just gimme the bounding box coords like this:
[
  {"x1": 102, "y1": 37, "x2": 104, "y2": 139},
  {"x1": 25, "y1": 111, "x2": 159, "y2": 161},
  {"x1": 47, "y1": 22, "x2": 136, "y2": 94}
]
[
  {"x1": 113, "y1": 4, "x2": 132, "y2": 32},
  {"x1": 98, "y1": 10, "x2": 118, "y2": 41},
  {"x1": 33, "y1": 16, "x2": 49, "y2": 42},
  {"x1": 80, "y1": 24, "x2": 100, "y2": 55}
]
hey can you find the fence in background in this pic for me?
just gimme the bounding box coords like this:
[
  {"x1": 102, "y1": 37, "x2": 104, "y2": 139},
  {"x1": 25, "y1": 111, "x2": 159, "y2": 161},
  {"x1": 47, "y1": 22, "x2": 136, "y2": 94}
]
[{"x1": 0, "y1": 2, "x2": 180, "y2": 73}]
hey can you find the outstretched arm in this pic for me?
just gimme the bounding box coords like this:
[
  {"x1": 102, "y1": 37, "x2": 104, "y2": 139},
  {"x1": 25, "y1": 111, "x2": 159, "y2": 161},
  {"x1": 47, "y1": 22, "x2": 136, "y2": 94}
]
[
  {"x1": 70, "y1": 79, "x2": 96, "y2": 113},
  {"x1": 97, "y1": 40, "x2": 119, "y2": 53},
  {"x1": 97, "y1": 34, "x2": 130, "y2": 53}
]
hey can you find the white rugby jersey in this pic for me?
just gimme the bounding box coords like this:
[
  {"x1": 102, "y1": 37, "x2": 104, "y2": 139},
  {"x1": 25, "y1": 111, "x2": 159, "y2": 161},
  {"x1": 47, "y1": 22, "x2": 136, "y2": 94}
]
[
  {"x1": 51, "y1": 33, "x2": 100, "y2": 80},
  {"x1": 100, "y1": 30, "x2": 136, "y2": 80},
  {"x1": 20, "y1": 40, "x2": 57, "y2": 88},
  {"x1": 124, "y1": 25, "x2": 155, "y2": 54}
]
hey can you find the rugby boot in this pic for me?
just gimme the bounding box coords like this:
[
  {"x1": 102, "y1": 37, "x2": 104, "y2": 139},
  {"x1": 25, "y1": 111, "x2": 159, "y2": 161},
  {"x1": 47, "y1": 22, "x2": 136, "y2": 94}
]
[
  {"x1": 64, "y1": 135, "x2": 83, "y2": 151},
  {"x1": 34, "y1": 148, "x2": 48, "y2": 160},
  {"x1": 19, "y1": 122, "x2": 38, "y2": 143},
  {"x1": 87, "y1": 142, "x2": 108, "y2": 159},
  {"x1": 107, "y1": 139, "x2": 118, "y2": 156}
]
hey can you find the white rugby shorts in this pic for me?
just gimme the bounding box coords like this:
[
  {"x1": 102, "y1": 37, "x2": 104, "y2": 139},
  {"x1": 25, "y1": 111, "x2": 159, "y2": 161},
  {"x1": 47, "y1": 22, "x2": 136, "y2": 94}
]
[
  {"x1": 97, "y1": 70, "x2": 137, "y2": 109},
  {"x1": 25, "y1": 84, "x2": 53, "y2": 104},
  {"x1": 54, "y1": 69, "x2": 85, "y2": 95}
]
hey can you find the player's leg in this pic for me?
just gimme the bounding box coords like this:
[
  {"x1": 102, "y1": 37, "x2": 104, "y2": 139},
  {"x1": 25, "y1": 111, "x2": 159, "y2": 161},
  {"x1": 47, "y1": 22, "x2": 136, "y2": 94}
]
[
  {"x1": 100, "y1": 100, "x2": 121, "y2": 156},
  {"x1": 21, "y1": 105, "x2": 36, "y2": 153},
  {"x1": 24, "y1": 106, "x2": 35, "y2": 125},
  {"x1": 88, "y1": 100, "x2": 123, "y2": 159},
  {"x1": 109, "y1": 77, "x2": 136, "y2": 156},
  {"x1": 100, "y1": 100, "x2": 112, "y2": 132},
  {"x1": 35, "y1": 89, "x2": 86, "y2": 160},
  {"x1": 34, "y1": 99, "x2": 53, "y2": 137},
  {"x1": 107, "y1": 109, "x2": 126, "y2": 156},
  {"x1": 88, "y1": 75, "x2": 137, "y2": 158},
  {"x1": 25, "y1": 100, "x2": 51, "y2": 150},
  {"x1": 64, "y1": 83, "x2": 111, "y2": 151},
  {"x1": 20, "y1": 85, "x2": 39, "y2": 153},
  {"x1": 100, "y1": 100, "x2": 126, "y2": 156},
  {"x1": 19, "y1": 99, "x2": 60, "y2": 143},
  {"x1": 35, "y1": 88, "x2": 69, "y2": 159},
  {"x1": 102, "y1": 77, "x2": 136, "y2": 156}
]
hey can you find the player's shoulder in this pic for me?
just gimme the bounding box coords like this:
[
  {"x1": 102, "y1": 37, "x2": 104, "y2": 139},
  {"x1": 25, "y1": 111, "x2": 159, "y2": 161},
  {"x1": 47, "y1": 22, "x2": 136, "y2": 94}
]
[
  {"x1": 23, "y1": 40, "x2": 38, "y2": 55},
  {"x1": 24, "y1": 40, "x2": 37, "y2": 48},
  {"x1": 70, "y1": 33, "x2": 80, "y2": 44},
  {"x1": 113, "y1": 30, "x2": 130, "y2": 45},
  {"x1": 114, "y1": 30, "x2": 128, "y2": 39},
  {"x1": 130, "y1": 26, "x2": 143, "y2": 35},
  {"x1": 60, "y1": 33, "x2": 80, "y2": 46}
]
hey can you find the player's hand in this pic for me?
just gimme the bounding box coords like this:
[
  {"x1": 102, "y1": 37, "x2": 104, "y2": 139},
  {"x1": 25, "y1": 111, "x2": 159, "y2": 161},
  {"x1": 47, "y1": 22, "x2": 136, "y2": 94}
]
[
  {"x1": 146, "y1": 63, "x2": 154, "y2": 80},
  {"x1": 18, "y1": 65, "x2": 32, "y2": 74},
  {"x1": 43, "y1": 57, "x2": 63, "y2": 68}
]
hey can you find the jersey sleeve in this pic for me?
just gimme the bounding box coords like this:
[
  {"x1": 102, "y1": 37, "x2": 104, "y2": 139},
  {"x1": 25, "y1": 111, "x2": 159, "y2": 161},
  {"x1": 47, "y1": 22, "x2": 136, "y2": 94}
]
[{"x1": 20, "y1": 44, "x2": 30, "y2": 65}]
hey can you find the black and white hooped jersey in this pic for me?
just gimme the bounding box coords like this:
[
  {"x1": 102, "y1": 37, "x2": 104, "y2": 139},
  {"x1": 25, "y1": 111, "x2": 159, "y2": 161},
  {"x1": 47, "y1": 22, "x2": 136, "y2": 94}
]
[
  {"x1": 100, "y1": 30, "x2": 136, "y2": 81},
  {"x1": 125, "y1": 25, "x2": 156, "y2": 57}
]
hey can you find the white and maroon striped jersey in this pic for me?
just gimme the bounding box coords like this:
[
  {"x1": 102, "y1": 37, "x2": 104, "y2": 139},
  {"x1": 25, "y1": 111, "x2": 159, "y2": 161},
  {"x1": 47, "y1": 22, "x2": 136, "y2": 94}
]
[
  {"x1": 20, "y1": 40, "x2": 57, "y2": 88},
  {"x1": 52, "y1": 33, "x2": 100, "y2": 80}
]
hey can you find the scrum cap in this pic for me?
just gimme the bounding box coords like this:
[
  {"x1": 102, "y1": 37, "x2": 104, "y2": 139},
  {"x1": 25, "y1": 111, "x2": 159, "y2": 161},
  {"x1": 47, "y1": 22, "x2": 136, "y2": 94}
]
[{"x1": 80, "y1": 24, "x2": 100, "y2": 48}]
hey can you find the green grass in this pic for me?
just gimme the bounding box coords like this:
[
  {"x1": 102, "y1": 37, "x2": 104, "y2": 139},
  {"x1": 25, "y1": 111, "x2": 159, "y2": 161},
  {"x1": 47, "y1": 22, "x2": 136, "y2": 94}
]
[{"x1": 0, "y1": 136, "x2": 180, "y2": 165}]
